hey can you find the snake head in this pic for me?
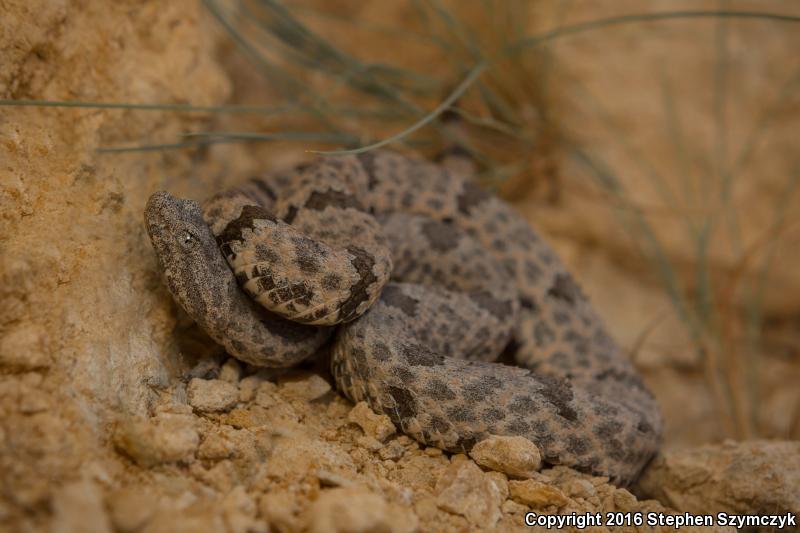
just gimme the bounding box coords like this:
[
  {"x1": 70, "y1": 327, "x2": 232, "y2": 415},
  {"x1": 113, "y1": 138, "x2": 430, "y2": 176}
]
[{"x1": 144, "y1": 191, "x2": 231, "y2": 321}]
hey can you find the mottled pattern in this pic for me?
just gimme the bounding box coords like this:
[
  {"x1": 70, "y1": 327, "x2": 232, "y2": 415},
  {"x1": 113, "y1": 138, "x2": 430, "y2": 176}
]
[{"x1": 144, "y1": 150, "x2": 662, "y2": 485}]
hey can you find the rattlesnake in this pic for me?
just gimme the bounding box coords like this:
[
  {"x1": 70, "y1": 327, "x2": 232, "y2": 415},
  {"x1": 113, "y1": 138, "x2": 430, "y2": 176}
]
[{"x1": 144, "y1": 149, "x2": 661, "y2": 484}]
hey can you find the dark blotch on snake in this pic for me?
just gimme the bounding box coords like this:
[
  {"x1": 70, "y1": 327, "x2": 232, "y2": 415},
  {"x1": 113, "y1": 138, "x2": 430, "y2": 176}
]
[
  {"x1": 386, "y1": 386, "x2": 417, "y2": 422},
  {"x1": 469, "y1": 290, "x2": 514, "y2": 320},
  {"x1": 420, "y1": 219, "x2": 459, "y2": 252},
  {"x1": 217, "y1": 205, "x2": 277, "y2": 245},
  {"x1": 547, "y1": 273, "x2": 584, "y2": 306},
  {"x1": 381, "y1": 285, "x2": 418, "y2": 316},
  {"x1": 537, "y1": 375, "x2": 578, "y2": 422},
  {"x1": 456, "y1": 181, "x2": 490, "y2": 215},
  {"x1": 400, "y1": 343, "x2": 444, "y2": 367}
]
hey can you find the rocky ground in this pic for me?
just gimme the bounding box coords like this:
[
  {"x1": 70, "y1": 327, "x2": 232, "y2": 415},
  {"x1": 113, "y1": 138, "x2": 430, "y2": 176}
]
[{"x1": 1, "y1": 0, "x2": 799, "y2": 532}]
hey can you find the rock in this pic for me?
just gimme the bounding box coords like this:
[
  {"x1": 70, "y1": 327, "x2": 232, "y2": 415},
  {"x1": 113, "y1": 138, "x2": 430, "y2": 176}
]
[
  {"x1": 197, "y1": 432, "x2": 235, "y2": 461},
  {"x1": 187, "y1": 378, "x2": 239, "y2": 412},
  {"x1": 357, "y1": 435, "x2": 384, "y2": 452},
  {"x1": 114, "y1": 412, "x2": 199, "y2": 467},
  {"x1": 259, "y1": 490, "x2": 299, "y2": 532},
  {"x1": 347, "y1": 402, "x2": 395, "y2": 442},
  {"x1": 307, "y1": 486, "x2": 416, "y2": 533},
  {"x1": 0, "y1": 323, "x2": 51, "y2": 370},
  {"x1": 637, "y1": 440, "x2": 800, "y2": 519},
  {"x1": 486, "y1": 471, "x2": 509, "y2": 500},
  {"x1": 469, "y1": 435, "x2": 542, "y2": 478},
  {"x1": 378, "y1": 440, "x2": 406, "y2": 461},
  {"x1": 434, "y1": 459, "x2": 503, "y2": 528},
  {"x1": 279, "y1": 373, "x2": 332, "y2": 401},
  {"x1": 106, "y1": 486, "x2": 158, "y2": 533},
  {"x1": 238, "y1": 376, "x2": 262, "y2": 402},
  {"x1": 51, "y1": 480, "x2": 112, "y2": 533},
  {"x1": 218, "y1": 359, "x2": 242, "y2": 384},
  {"x1": 221, "y1": 486, "x2": 266, "y2": 533},
  {"x1": 508, "y1": 479, "x2": 569, "y2": 509},
  {"x1": 563, "y1": 478, "x2": 596, "y2": 499}
]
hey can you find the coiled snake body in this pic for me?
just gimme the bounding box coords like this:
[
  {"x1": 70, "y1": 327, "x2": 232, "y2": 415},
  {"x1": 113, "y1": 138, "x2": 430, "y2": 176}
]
[{"x1": 144, "y1": 150, "x2": 661, "y2": 484}]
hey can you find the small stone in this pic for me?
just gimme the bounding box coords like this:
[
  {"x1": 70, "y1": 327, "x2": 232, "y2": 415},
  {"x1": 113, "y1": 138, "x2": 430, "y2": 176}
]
[
  {"x1": 378, "y1": 440, "x2": 406, "y2": 461},
  {"x1": 280, "y1": 373, "x2": 332, "y2": 401},
  {"x1": 347, "y1": 401, "x2": 395, "y2": 442},
  {"x1": 222, "y1": 486, "x2": 265, "y2": 533},
  {"x1": 254, "y1": 381, "x2": 279, "y2": 408},
  {"x1": 197, "y1": 432, "x2": 235, "y2": 460},
  {"x1": 51, "y1": 480, "x2": 112, "y2": 533},
  {"x1": 307, "y1": 486, "x2": 416, "y2": 533},
  {"x1": 106, "y1": 486, "x2": 158, "y2": 533},
  {"x1": 435, "y1": 459, "x2": 502, "y2": 528},
  {"x1": 424, "y1": 447, "x2": 443, "y2": 457},
  {"x1": 486, "y1": 471, "x2": 509, "y2": 500},
  {"x1": 356, "y1": 435, "x2": 384, "y2": 452},
  {"x1": 114, "y1": 412, "x2": 199, "y2": 467},
  {"x1": 238, "y1": 375, "x2": 262, "y2": 402},
  {"x1": 508, "y1": 479, "x2": 569, "y2": 509},
  {"x1": 501, "y1": 499, "x2": 529, "y2": 514},
  {"x1": 187, "y1": 378, "x2": 239, "y2": 412},
  {"x1": 260, "y1": 490, "x2": 299, "y2": 531},
  {"x1": 564, "y1": 478, "x2": 595, "y2": 499},
  {"x1": 469, "y1": 435, "x2": 541, "y2": 478},
  {"x1": 219, "y1": 358, "x2": 242, "y2": 384}
]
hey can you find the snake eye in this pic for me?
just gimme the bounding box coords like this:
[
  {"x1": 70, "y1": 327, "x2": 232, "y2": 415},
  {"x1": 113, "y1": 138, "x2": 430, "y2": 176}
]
[{"x1": 179, "y1": 231, "x2": 198, "y2": 249}]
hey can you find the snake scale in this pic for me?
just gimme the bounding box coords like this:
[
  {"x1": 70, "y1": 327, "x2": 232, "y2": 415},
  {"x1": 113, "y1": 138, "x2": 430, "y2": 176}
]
[{"x1": 144, "y1": 149, "x2": 661, "y2": 485}]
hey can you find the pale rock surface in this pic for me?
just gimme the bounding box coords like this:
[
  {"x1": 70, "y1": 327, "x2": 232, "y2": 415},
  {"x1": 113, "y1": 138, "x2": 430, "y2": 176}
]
[
  {"x1": 51, "y1": 480, "x2": 112, "y2": 533},
  {"x1": 307, "y1": 486, "x2": 417, "y2": 533},
  {"x1": 469, "y1": 434, "x2": 542, "y2": 478},
  {"x1": 434, "y1": 457, "x2": 503, "y2": 528},
  {"x1": 187, "y1": 378, "x2": 239, "y2": 412},
  {"x1": 114, "y1": 412, "x2": 199, "y2": 467},
  {"x1": 508, "y1": 478, "x2": 569, "y2": 509},
  {"x1": 347, "y1": 401, "x2": 396, "y2": 442},
  {"x1": 638, "y1": 440, "x2": 800, "y2": 519}
]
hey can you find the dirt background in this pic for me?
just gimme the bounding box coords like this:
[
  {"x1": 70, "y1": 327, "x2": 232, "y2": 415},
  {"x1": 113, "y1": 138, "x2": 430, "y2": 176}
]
[{"x1": 1, "y1": 0, "x2": 798, "y2": 531}]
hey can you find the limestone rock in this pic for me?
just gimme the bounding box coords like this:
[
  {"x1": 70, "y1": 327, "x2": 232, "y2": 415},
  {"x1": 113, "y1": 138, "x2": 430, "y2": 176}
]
[
  {"x1": 508, "y1": 479, "x2": 569, "y2": 509},
  {"x1": 187, "y1": 378, "x2": 239, "y2": 412},
  {"x1": 434, "y1": 459, "x2": 503, "y2": 528},
  {"x1": 114, "y1": 412, "x2": 199, "y2": 467},
  {"x1": 279, "y1": 372, "x2": 332, "y2": 401},
  {"x1": 638, "y1": 440, "x2": 800, "y2": 519},
  {"x1": 469, "y1": 435, "x2": 542, "y2": 478},
  {"x1": 106, "y1": 486, "x2": 159, "y2": 533},
  {"x1": 51, "y1": 480, "x2": 112, "y2": 533},
  {"x1": 347, "y1": 401, "x2": 396, "y2": 442},
  {"x1": 307, "y1": 486, "x2": 417, "y2": 533}
]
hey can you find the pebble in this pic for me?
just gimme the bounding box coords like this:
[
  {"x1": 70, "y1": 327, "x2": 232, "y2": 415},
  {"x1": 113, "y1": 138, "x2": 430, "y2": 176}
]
[
  {"x1": 197, "y1": 432, "x2": 235, "y2": 460},
  {"x1": 187, "y1": 378, "x2": 239, "y2": 412},
  {"x1": 280, "y1": 373, "x2": 332, "y2": 401},
  {"x1": 434, "y1": 459, "x2": 502, "y2": 528},
  {"x1": 106, "y1": 486, "x2": 158, "y2": 533},
  {"x1": 508, "y1": 479, "x2": 569, "y2": 509},
  {"x1": 237, "y1": 375, "x2": 262, "y2": 402},
  {"x1": 51, "y1": 480, "x2": 112, "y2": 533},
  {"x1": 307, "y1": 486, "x2": 416, "y2": 533},
  {"x1": 469, "y1": 435, "x2": 541, "y2": 478},
  {"x1": 218, "y1": 358, "x2": 242, "y2": 384},
  {"x1": 347, "y1": 401, "x2": 395, "y2": 442},
  {"x1": 114, "y1": 412, "x2": 198, "y2": 466}
]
